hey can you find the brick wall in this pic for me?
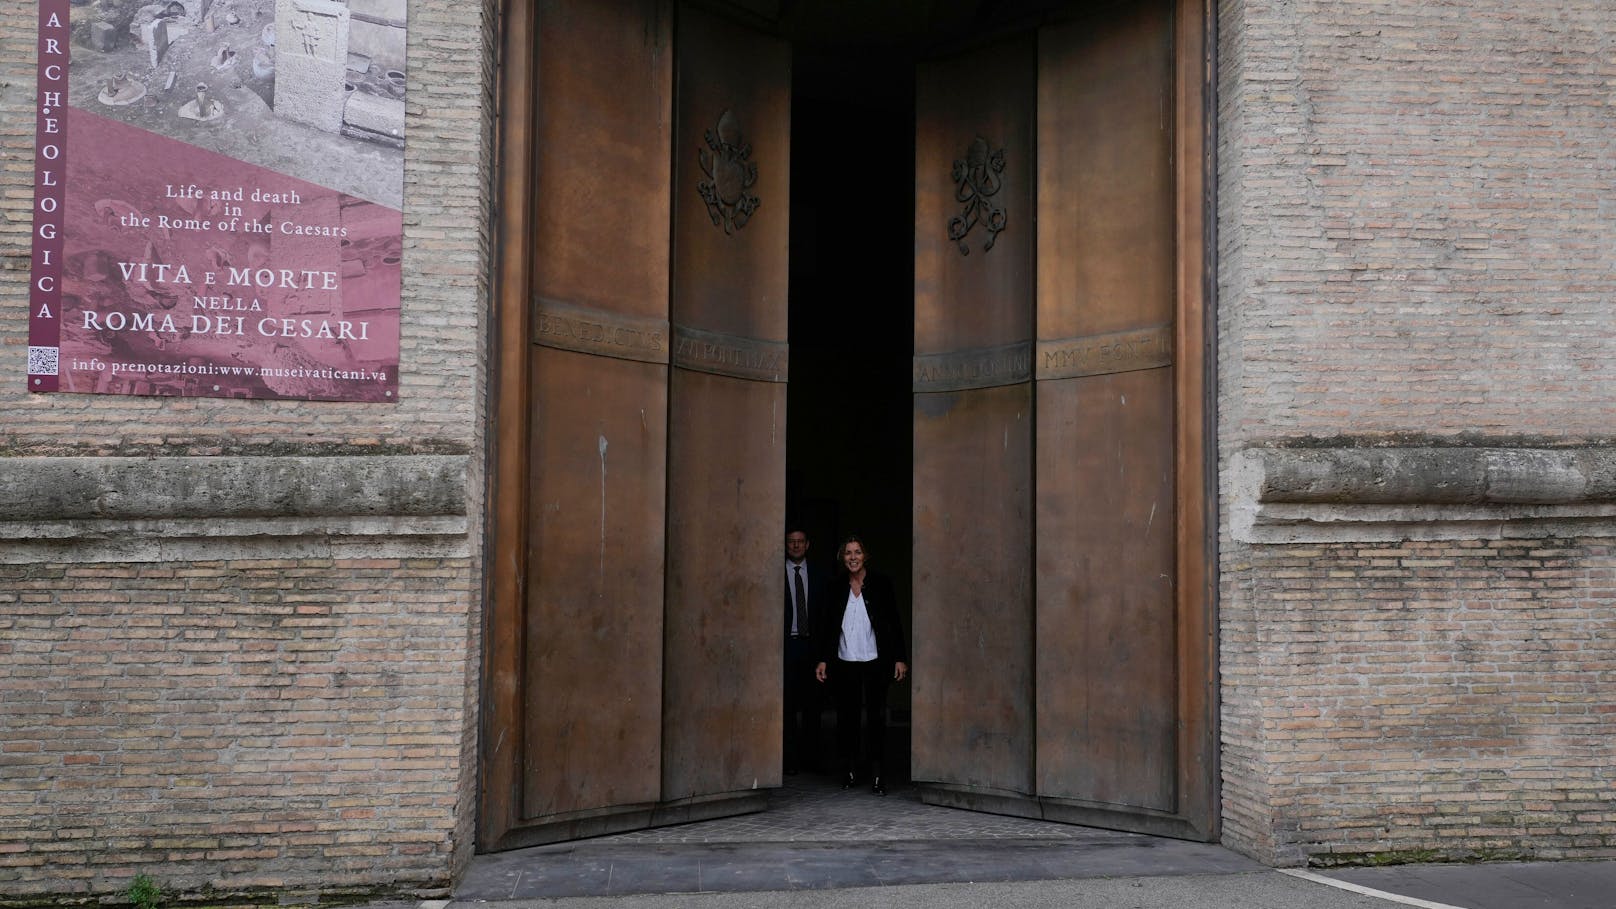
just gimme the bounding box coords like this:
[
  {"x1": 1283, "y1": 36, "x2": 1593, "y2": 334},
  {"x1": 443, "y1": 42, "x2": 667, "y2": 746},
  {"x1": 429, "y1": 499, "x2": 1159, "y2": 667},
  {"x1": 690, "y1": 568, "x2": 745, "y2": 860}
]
[
  {"x1": 1218, "y1": 0, "x2": 1616, "y2": 864},
  {"x1": 1216, "y1": 0, "x2": 1616, "y2": 442},
  {"x1": 0, "y1": 0, "x2": 495, "y2": 900},
  {"x1": 1230, "y1": 539, "x2": 1616, "y2": 865},
  {"x1": 0, "y1": 558, "x2": 474, "y2": 897}
]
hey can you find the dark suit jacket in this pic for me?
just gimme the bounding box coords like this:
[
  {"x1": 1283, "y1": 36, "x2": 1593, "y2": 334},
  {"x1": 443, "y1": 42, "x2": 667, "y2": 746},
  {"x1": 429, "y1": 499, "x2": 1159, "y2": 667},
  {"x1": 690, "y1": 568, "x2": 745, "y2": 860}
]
[
  {"x1": 784, "y1": 558, "x2": 831, "y2": 639},
  {"x1": 813, "y1": 570, "x2": 908, "y2": 672}
]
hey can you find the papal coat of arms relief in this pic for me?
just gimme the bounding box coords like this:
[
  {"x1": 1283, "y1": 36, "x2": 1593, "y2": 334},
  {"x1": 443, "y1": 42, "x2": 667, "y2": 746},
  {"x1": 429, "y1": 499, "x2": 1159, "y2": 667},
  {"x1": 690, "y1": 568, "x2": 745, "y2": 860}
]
[
  {"x1": 698, "y1": 109, "x2": 760, "y2": 235},
  {"x1": 948, "y1": 135, "x2": 1007, "y2": 256}
]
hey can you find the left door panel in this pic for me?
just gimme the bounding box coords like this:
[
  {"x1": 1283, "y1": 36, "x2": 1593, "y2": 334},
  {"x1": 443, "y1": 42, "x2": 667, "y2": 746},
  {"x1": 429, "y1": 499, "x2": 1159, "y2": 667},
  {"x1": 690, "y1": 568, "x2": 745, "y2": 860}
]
[
  {"x1": 524, "y1": 0, "x2": 673, "y2": 826},
  {"x1": 484, "y1": 0, "x2": 789, "y2": 851},
  {"x1": 663, "y1": 4, "x2": 791, "y2": 803}
]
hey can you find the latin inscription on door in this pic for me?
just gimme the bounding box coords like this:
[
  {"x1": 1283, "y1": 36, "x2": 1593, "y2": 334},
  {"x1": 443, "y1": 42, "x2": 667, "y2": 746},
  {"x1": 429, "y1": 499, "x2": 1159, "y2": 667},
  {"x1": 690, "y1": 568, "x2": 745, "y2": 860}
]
[
  {"x1": 913, "y1": 341, "x2": 1033, "y2": 392},
  {"x1": 1036, "y1": 323, "x2": 1171, "y2": 381},
  {"x1": 671, "y1": 324, "x2": 787, "y2": 382},
  {"x1": 533, "y1": 298, "x2": 670, "y2": 364}
]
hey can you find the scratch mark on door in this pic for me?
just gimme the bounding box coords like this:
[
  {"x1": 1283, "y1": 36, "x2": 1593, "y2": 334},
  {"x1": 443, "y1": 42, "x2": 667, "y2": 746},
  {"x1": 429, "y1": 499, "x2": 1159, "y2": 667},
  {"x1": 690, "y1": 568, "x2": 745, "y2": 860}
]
[{"x1": 598, "y1": 434, "x2": 608, "y2": 590}]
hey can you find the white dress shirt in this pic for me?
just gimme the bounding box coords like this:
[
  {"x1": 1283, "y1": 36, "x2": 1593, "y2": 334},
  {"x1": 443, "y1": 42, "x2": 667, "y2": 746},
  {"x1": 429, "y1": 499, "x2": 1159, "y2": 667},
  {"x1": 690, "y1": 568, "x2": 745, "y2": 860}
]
[{"x1": 837, "y1": 590, "x2": 879, "y2": 662}]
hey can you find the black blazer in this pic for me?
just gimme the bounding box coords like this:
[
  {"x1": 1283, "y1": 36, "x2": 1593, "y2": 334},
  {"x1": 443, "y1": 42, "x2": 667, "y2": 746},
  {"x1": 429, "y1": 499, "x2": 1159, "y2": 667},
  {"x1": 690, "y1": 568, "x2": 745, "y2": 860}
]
[
  {"x1": 784, "y1": 558, "x2": 832, "y2": 637},
  {"x1": 813, "y1": 570, "x2": 908, "y2": 671}
]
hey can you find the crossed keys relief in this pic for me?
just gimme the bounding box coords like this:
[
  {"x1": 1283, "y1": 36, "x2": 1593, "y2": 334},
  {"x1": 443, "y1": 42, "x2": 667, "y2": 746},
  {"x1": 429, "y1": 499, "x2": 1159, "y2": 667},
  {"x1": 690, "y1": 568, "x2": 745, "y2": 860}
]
[
  {"x1": 948, "y1": 136, "x2": 1007, "y2": 255},
  {"x1": 698, "y1": 109, "x2": 760, "y2": 235}
]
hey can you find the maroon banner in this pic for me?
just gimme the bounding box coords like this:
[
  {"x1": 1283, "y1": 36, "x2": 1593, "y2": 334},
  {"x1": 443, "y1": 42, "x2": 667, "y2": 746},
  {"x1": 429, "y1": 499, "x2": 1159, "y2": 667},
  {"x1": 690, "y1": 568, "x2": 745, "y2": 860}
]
[
  {"x1": 29, "y1": 1, "x2": 406, "y2": 402},
  {"x1": 28, "y1": 0, "x2": 68, "y2": 393}
]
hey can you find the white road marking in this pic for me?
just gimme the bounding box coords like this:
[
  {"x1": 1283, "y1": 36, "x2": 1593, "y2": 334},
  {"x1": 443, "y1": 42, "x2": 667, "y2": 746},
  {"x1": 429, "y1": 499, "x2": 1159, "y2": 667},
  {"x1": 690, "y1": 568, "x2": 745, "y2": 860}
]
[{"x1": 1280, "y1": 868, "x2": 1473, "y2": 909}]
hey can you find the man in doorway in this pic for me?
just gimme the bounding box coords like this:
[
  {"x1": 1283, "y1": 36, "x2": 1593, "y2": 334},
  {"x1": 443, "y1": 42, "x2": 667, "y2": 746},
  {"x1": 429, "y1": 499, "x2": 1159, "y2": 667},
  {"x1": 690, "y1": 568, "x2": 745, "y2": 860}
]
[{"x1": 783, "y1": 526, "x2": 828, "y2": 774}]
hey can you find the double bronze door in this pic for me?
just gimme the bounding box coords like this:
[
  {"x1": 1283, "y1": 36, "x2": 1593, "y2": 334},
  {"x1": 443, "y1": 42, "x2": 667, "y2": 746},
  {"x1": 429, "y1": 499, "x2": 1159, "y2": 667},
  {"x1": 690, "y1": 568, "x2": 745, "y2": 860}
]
[{"x1": 483, "y1": 0, "x2": 1212, "y2": 851}]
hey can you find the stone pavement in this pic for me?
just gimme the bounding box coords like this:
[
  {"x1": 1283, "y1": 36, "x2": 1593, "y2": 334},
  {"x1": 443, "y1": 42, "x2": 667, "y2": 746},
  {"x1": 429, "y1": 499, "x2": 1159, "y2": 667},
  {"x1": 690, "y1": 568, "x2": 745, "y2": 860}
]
[
  {"x1": 1323, "y1": 861, "x2": 1616, "y2": 909},
  {"x1": 440, "y1": 776, "x2": 1616, "y2": 908}
]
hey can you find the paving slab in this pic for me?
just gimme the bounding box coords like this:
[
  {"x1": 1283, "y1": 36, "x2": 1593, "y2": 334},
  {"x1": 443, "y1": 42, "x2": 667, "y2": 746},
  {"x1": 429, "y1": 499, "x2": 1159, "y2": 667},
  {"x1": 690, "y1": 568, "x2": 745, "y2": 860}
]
[
  {"x1": 1325, "y1": 860, "x2": 1616, "y2": 909},
  {"x1": 448, "y1": 776, "x2": 1616, "y2": 908},
  {"x1": 458, "y1": 837, "x2": 1269, "y2": 900},
  {"x1": 455, "y1": 777, "x2": 1261, "y2": 901},
  {"x1": 448, "y1": 872, "x2": 1400, "y2": 909}
]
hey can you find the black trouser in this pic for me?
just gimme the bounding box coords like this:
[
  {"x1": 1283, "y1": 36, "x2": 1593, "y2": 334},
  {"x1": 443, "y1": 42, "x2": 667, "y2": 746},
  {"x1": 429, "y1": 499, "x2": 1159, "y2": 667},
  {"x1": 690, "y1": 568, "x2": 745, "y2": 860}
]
[
  {"x1": 831, "y1": 658, "x2": 890, "y2": 778},
  {"x1": 783, "y1": 636, "x2": 821, "y2": 770}
]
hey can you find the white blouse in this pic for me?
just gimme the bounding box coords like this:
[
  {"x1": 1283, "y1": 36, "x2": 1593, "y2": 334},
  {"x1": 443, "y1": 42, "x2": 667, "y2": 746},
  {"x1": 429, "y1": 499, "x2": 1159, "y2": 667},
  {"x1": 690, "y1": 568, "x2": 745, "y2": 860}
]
[{"x1": 837, "y1": 590, "x2": 879, "y2": 662}]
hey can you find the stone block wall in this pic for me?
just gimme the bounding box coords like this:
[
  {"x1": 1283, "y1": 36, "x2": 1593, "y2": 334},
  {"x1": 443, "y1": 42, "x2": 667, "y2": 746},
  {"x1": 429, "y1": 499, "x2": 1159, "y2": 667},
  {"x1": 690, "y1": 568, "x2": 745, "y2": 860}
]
[
  {"x1": 1218, "y1": 0, "x2": 1616, "y2": 865},
  {"x1": 0, "y1": 0, "x2": 495, "y2": 900}
]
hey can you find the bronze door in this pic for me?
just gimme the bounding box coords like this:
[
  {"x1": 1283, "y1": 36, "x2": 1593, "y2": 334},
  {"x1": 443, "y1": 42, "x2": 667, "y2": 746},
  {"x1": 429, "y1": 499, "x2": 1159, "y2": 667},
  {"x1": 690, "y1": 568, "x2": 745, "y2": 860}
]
[
  {"x1": 910, "y1": 0, "x2": 1213, "y2": 839},
  {"x1": 911, "y1": 34, "x2": 1039, "y2": 803},
  {"x1": 483, "y1": 0, "x2": 790, "y2": 850},
  {"x1": 663, "y1": 5, "x2": 791, "y2": 805}
]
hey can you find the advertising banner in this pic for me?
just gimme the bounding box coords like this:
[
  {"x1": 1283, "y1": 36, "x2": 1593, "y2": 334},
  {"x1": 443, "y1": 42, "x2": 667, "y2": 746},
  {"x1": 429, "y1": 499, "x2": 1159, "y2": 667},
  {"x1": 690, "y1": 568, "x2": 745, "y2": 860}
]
[{"x1": 28, "y1": 0, "x2": 405, "y2": 402}]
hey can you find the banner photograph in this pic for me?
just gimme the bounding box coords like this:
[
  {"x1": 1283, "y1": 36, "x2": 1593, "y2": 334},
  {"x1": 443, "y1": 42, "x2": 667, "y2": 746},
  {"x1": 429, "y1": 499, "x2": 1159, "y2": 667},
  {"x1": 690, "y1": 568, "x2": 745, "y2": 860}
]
[{"x1": 28, "y1": 0, "x2": 405, "y2": 402}]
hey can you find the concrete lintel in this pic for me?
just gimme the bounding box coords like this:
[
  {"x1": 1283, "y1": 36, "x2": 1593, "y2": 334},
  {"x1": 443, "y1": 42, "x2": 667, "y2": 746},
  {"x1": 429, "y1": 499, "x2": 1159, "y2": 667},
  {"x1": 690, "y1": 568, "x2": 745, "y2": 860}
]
[
  {"x1": 0, "y1": 455, "x2": 468, "y2": 523},
  {"x1": 1233, "y1": 446, "x2": 1616, "y2": 543},
  {"x1": 0, "y1": 527, "x2": 471, "y2": 564}
]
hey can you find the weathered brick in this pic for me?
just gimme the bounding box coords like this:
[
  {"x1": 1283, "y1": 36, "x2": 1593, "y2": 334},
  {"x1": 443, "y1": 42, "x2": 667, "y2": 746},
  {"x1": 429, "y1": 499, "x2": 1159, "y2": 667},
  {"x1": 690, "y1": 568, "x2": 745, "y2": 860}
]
[{"x1": 1218, "y1": 3, "x2": 1614, "y2": 861}]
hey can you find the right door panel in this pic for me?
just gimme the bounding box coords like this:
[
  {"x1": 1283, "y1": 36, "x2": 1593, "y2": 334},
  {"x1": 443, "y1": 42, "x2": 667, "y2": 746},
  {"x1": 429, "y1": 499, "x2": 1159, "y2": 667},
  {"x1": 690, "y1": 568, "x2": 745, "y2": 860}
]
[
  {"x1": 662, "y1": 2, "x2": 792, "y2": 805},
  {"x1": 1033, "y1": 0, "x2": 1179, "y2": 815},
  {"x1": 911, "y1": 34, "x2": 1037, "y2": 805},
  {"x1": 911, "y1": 0, "x2": 1212, "y2": 840}
]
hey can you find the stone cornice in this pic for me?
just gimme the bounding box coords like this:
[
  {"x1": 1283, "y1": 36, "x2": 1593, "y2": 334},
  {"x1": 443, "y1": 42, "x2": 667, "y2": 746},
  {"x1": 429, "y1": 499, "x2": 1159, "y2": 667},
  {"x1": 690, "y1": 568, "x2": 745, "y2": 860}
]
[
  {"x1": 1233, "y1": 446, "x2": 1616, "y2": 543},
  {"x1": 0, "y1": 455, "x2": 470, "y2": 562}
]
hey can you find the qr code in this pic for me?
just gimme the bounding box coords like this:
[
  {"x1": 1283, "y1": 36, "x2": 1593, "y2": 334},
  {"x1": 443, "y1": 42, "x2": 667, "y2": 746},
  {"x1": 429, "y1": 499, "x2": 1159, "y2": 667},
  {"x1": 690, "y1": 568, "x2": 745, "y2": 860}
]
[{"x1": 28, "y1": 346, "x2": 59, "y2": 376}]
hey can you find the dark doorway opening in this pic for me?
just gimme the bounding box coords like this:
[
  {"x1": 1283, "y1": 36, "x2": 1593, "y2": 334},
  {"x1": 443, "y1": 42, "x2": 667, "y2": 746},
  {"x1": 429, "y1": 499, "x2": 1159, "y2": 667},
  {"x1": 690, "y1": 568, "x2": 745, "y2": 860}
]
[{"x1": 786, "y1": 48, "x2": 917, "y2": 780}]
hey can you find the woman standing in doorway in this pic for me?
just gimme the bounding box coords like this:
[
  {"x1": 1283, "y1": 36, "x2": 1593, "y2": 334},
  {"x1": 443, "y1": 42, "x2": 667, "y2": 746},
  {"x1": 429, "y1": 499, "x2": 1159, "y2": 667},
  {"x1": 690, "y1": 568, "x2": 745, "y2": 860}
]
[{"x1": 814, "y1": 535, "x2": 908, "y2": 796}]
